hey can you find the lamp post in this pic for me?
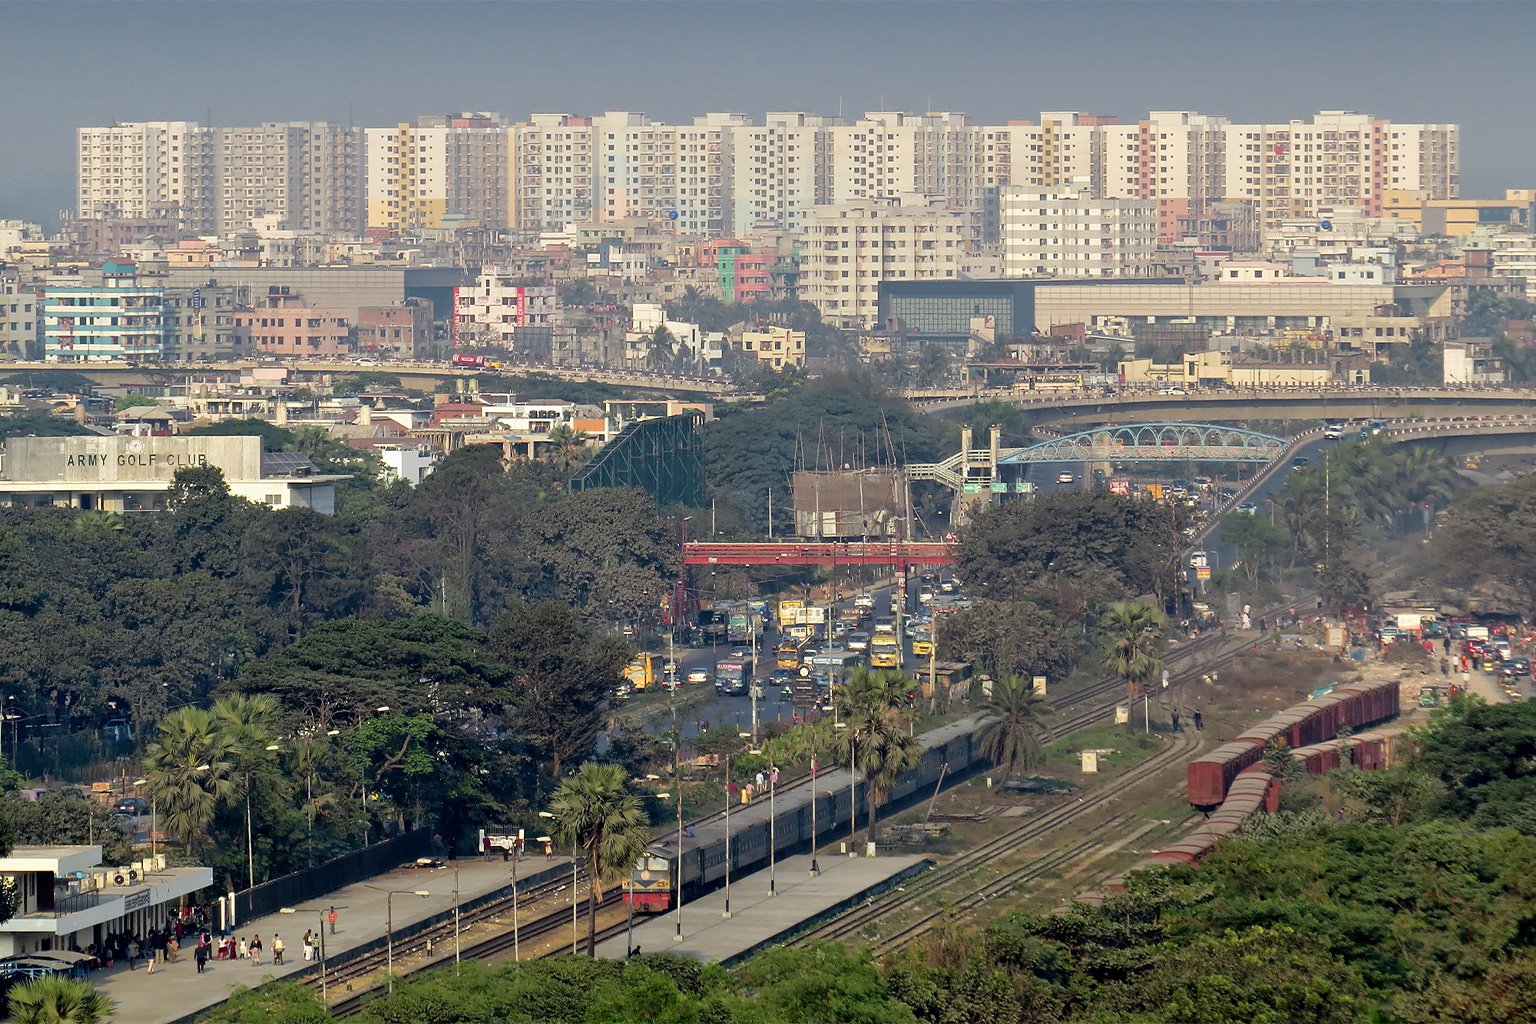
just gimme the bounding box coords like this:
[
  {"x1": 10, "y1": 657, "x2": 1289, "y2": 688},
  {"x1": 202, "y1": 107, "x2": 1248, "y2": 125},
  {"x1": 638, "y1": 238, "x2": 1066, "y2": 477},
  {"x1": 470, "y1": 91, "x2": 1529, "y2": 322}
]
[
  {"x1": 809, "y1": 726, "x2": 821, "y2": 876},
  {"x1": 673, "y1": 779, "x2": 685, "y2": 942},
  {"x1": 131, "y1": 778, "x2": 156, "y2": 860},
  {"x1": 361, "y1": 886, "x2": 429, "y2": 994},
  {"x1": 723, "y1": 732, "x2": 751, "y2": 919},
  {"x1": 836, "y1": 721, "x2": 857, "y2": 856},
  {"x1": 539, "y1": 810, "x2": 579, "y2": 955},
  {"x1": 243, "y1": 743, "x2": 282, "y2": 898},
  {"x1": 278, "y1": 906, "x2": 328, "y2": 1004},
  {"x1": 768, "y1": 763, "x2": 778, "y2": 895}
]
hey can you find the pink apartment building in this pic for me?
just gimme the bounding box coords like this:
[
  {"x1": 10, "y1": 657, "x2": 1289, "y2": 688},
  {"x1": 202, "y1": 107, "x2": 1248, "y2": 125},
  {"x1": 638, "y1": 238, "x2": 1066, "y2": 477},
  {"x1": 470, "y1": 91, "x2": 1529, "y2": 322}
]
[{"x1": 233, "y1": 289, "x2": 351, "y2": 357}]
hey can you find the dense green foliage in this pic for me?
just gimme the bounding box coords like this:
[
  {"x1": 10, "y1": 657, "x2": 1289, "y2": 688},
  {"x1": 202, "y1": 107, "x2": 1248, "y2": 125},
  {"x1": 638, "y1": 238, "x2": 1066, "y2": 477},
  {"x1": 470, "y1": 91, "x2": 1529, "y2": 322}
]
[
  {"x1": 0, "y1": 410, "x2": 94, "y2": 439},
  {"x1": 1431, "y1": 473, "x2": 1536, "y2": 613}
]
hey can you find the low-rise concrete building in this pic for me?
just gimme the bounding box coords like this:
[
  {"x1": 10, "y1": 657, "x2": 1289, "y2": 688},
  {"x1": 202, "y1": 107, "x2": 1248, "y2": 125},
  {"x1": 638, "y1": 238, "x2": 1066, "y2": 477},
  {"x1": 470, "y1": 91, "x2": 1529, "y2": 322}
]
[
  {"x1": 735, "y1": 324, "x2": 806, "y2": 370},
  {"x1": 0, "y1": 435, "x2": 346, "y2": 513},
  {"x1": 0, "y1": 846, "x2": 211, "y2": 959},
  {"x1": 233, "y1": 291, "x2": 351, "y2": 358},
  {"x1": 1444, "y1": 339, "x2": 1507, "y2": 384}
]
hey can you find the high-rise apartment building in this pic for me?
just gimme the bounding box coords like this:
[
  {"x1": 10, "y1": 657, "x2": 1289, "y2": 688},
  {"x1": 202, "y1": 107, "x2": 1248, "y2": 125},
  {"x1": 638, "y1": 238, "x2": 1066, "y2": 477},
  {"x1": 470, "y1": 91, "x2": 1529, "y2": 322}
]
[
  {"x1": 216, "y1": 122, "x2": 361, "y2": 236},
  {"x1": 1001, "y1": 183, "x2": 1157, "y2": 278},
  {"x1": 79, "y1": 121, "x2": 360, "y2": 236},
  {"x1": 593, "y1": 111, "x2": 743, "y2": 235},
  {"x1": 76, "y1": 122, "x2": 216, "y2": 232},
  {"x1": 509, "y1": 114, "x2": 596, "y2": 234},
  {"x1": 800, "y1": 197, "x2": 976, "y2": 328},
  {"x1": 364, "y1": 113, "x2": 512, "y2": 232},
  {"x1": 728, "y1": 112, "x2": 838, "y2": 234},
  {"x1": 43, "y1": 261, "x2": 167, "y2": 362}
]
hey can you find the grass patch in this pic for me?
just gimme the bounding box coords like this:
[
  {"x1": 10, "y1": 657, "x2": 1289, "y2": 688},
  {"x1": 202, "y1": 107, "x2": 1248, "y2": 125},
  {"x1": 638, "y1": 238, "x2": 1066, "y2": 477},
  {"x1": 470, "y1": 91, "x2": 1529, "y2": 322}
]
[{"x1": 1041, "y1": 720, "x2": 1165, "y2": 772}]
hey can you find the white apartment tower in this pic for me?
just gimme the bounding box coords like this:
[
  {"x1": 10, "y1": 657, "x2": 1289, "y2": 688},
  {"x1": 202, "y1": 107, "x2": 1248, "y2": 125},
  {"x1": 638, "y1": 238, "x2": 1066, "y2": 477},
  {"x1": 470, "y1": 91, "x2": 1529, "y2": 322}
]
[
  {"x1": 800, "y1": 197, "x2": 976, "y2": 328},
  {"x1": 511, "y1": 114, "x2": 597, "y2": 234},
  {"x1": 728, "y1": 112, "x2": 839, "y2": 234},
  {"x1": 76, "y1": 122, "x2": 216, "y2": 232},
  {"x1": 594, "y1": 111, "x2": 743, "y2": 235},
  {"x1": 1001, "y1": 183, "x2": 1157, "y2": 278}
]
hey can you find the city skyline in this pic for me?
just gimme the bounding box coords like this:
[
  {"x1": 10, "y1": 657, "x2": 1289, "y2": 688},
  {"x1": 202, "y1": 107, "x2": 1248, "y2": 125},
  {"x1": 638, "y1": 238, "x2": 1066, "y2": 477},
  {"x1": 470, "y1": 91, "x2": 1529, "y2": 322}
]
[{"x1": 3, "y1": 1, "x2": 1533, "y2": 223}]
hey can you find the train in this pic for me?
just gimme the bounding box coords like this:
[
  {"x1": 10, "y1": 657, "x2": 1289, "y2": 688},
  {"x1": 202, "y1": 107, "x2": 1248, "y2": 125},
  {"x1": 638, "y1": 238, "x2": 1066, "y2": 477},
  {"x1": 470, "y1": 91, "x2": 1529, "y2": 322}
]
[
  {"x1": 627, "y1": 716, "x2": 984, "y2": 912},
  {"x1": 1079, "y1": 684, "x2": 1403, "y2": 906},
  {"x1": 1185, "y1": 679, "x2": 1400, "y2": 809}
]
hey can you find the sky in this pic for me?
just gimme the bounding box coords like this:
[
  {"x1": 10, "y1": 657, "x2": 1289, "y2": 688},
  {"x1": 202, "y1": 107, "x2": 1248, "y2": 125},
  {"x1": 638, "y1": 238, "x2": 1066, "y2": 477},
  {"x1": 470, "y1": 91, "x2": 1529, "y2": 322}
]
[{"x1": 3, "y1": 0, "x2": 1532, "y2": 224}]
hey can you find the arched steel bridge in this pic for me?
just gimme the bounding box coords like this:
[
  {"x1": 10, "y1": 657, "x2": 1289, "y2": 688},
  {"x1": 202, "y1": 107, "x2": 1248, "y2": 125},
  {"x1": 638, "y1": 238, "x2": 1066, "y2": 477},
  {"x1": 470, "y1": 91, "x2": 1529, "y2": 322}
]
[{"x1": 997, "y1": 422, "x2": 1286, "y2": 465}]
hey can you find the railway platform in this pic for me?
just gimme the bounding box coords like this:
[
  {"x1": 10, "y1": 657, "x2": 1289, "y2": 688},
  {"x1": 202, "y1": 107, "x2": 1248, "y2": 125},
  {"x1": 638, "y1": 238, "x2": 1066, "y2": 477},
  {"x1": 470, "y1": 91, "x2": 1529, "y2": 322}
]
[
  {"x1": 91, "y1": 852, "x2": 577, "y2": 1024},
  {"x1": 594, "y1": 851, "x2": 930, "y2": 964}
]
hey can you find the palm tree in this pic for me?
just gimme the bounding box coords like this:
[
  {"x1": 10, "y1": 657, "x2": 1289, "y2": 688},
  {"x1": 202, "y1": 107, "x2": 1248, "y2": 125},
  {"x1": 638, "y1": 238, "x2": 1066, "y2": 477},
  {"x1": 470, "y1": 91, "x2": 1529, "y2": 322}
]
[
  {"x1": 834, "y1": 668, "x2": 921, "y2": 846},
  {"x1": 546, "y1": 761, "x2": 651, "y2": 955},
  {"x1": 8, "y1": 976, "x2": 115, "y2": 1024},
  {"x1": 212, "y1": 694, "x2": 280, "y2": 890},
  {"x1": 976, "y1": 676, "x2": 1049, "y2": 779},
  {"x1": 1101, "y1": 600, "x2": 1165, "y2": 702},
  {"x1": 143, "y1": 707, "x2": 236, "y2": 856},
  {"x1": 543, "y1": 423, "x2": 592, "y2": 475}
]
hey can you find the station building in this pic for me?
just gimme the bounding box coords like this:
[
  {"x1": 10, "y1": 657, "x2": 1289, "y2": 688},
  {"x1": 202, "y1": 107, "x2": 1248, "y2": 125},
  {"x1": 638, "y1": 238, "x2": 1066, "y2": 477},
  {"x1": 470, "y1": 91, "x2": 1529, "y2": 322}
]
[
  {"x1": 0, "y1": 435, "x2": 346, "y2": 513},
  {"x1": 0, "y1": 846, "x2": 211, "y2": 959}
]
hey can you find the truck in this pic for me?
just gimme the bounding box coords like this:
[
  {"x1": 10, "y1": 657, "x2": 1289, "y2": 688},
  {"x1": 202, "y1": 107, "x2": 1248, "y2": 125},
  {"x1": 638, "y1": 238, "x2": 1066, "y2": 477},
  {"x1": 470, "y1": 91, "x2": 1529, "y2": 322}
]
[
  {"x1": 624, "y1": 653, "x2": 657, "y2": 692},
  {"x1": 452, "y1": 353, "x2": 501, "y2": 370},
  {"x1": 726, "y1": 605, "x2": 762, "y2": 645}
]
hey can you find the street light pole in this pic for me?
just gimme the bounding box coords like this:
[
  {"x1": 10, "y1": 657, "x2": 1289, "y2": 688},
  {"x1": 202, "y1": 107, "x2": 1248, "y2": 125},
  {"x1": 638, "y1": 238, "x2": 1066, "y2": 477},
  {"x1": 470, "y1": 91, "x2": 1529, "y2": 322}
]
[
  {"x1": 768, "y1": 763, "x2": 778, "y2": 896},
  {"x1": 674, "y1": 782, "x2": 685, "y2": 942},
  {"x1": 363, "y1": 887, "x2": 429, "y2": 995},
  {"x1": 722, "y1": 750, "x2": 733, "y2": 919},
  {"x1": 278, "y1": 907, "x2": 328, "y2": 1004},
  {"x1": 809, "y1": 732, "x2": 820, "y2": 875}
]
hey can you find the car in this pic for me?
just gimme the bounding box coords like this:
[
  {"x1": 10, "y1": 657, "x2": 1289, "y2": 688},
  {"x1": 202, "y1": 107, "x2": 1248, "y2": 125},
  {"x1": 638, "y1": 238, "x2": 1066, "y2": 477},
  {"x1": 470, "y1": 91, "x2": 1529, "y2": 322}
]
[
  {"x1": 1502, "y1": 657, "x2": 1530, "y2": 679},
  {"x1": 686, "y1": 668, "x2": 711, "y2": 685},
  {"x1": 1056, "y1": 471, "x2": 1075, "y2": 485},
  {"x1": 1323, "y1": 422, "x2": 1345, "y2": 440},
  {"x1": 114, "y1": 797, "x2": 148, "y2": 817},
  {"x1": 853, "y1": 594, "x2": 876, "y2": 609},
  {"x1": 847, "y1": 632, "x2": 870, "y2": 651},
  {"x1": 1236, "y1": 502, "x2": 1258, "y2": 515},
  {"x1": 1159, "y1": 386, "x2": 1188, "y2": 395},
  {"x1": 1291, "y1": 457, "x2": 1310, "y2": 471}
]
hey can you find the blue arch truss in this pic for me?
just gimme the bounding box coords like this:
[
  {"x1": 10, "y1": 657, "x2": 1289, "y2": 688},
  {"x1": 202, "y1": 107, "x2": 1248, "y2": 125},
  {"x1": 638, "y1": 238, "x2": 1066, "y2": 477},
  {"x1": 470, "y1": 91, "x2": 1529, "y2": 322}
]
[{"x1": 997, "y1": 422, "x2": 1287, "y2": 464}]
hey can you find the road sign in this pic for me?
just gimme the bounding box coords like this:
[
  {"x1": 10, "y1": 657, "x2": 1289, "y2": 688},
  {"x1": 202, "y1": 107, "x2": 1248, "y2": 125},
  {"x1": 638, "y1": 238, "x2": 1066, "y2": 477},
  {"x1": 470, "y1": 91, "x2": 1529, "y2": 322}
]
[{"x1": 1196, "y1": 567, "x2": 1212, "y2": 580}]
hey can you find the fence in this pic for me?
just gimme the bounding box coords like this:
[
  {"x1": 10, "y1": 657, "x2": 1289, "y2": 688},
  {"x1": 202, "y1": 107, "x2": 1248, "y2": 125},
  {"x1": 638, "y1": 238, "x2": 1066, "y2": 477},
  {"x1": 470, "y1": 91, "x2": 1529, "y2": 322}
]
[{"x1": 232, "y1": 831, "x2": 435, "y2": 925}]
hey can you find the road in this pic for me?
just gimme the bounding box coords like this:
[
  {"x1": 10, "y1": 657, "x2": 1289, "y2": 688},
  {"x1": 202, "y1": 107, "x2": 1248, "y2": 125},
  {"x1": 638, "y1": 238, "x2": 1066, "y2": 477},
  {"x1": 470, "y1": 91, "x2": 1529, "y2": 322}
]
[{"x1": 618, "y1": 582, "x2": 934, "y2": 744}]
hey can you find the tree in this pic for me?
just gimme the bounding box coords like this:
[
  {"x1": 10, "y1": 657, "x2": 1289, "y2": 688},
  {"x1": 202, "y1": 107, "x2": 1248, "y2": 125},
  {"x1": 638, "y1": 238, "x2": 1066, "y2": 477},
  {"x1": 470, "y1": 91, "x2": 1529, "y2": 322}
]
[
  {"x1": 976, "y1": 676, "x2": 1049, "y2": 779},
  {"x1": 490, "y1": 602, "x2": 626, "y2": 785},
  {"x1": 1223, "y1": 512, "x2": 1289, "y2": 583},
  {"x1": 212, "y1": 694, "x2": 281, "y2": 889},
  {"x1": 142, "y1": 707, "x2": 236, "y2": 856},
  {"x1": 545, "y1": 761, "x2": 650, "y2": 955},
  {"x1": 7, "y1": 976, "x2": 116, "y2": 1024},
  {"x1": 834, "y1": 669, "x2": 921, "y2": 845},
  {"x1": 1100, "y1": 600, "x2": 1165, "y2": 702},
  {"x1": 542, "y1": 424, "x2": 592, "y2": 477}
]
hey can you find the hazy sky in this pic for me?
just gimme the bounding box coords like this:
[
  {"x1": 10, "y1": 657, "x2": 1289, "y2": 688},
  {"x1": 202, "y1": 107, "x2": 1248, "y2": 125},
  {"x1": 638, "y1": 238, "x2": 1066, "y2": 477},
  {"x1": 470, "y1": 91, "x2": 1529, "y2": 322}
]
[{"x1": 4, "y1": 1, "x2": 1531, "y2": 224}]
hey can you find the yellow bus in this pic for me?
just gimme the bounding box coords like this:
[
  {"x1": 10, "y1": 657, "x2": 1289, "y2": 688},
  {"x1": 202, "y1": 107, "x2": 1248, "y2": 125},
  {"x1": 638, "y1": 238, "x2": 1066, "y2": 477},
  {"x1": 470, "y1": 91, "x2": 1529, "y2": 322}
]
[
  {"x1": 624, "y1": 654, "x2": 656, "y2": 691},
  {"x1": 776, "y1": 641, "x2": 802, "y2": 671},
  {"x1": 870, "y1": 634, "x2": 901, "y2": 669}
]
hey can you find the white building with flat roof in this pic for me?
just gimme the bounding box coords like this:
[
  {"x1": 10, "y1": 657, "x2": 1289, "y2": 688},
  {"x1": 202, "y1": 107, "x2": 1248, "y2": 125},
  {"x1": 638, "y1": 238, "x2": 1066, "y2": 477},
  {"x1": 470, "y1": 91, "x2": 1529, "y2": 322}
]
[
  {"x1": 0, "y1": 435, "x2": 346, "y2": 513},
  {"x1": 0, "y1": 846, "x2": 211, "y2": 959},
  {"x1": 1001, "y1": 183, "x2": 1157, "y2": 278}
]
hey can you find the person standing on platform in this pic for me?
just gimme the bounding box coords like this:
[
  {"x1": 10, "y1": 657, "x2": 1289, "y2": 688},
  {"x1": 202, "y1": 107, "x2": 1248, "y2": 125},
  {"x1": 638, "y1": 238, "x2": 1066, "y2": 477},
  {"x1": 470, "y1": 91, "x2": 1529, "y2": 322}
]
[
  {"x1": 272, "y1": 934, "x2": 285, "y2": 965},
  {"x1": 194, "y1": 941, "x2": 208, "y2": 974}
]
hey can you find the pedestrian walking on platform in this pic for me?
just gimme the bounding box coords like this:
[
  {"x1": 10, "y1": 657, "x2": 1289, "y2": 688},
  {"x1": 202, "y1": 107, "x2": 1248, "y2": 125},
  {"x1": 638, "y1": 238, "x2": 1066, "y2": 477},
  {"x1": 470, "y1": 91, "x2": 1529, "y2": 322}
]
[
  {"x1": 167, "y1": 936, "x2": 179, "y2": 964},
  {"x1": 249, "y1": 934, "x2": 263, "y2": 966},
  {"x1": 272, "y1": 934, "x2": 285, "y2": 965},
  {"x1": 194, "y1": 942, "x2": 208, "y2": 974},
  {"x1": 127, "y1": 939, "x2": 139, "y2": 972}
]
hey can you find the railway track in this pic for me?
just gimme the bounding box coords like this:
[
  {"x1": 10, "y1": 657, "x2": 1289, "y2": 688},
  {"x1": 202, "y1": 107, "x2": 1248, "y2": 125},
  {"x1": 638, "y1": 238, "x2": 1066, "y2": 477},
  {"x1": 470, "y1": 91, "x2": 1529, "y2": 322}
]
[
  {"x1": 786, "y1": 623, "x2": 1292, "y2": 955},
  {"x1": 304, "y1": 601, "x2": 1295, "y2": 1008},
  {"x1": 790, "y1": 728, "x2": 1202, "y2": 953}
]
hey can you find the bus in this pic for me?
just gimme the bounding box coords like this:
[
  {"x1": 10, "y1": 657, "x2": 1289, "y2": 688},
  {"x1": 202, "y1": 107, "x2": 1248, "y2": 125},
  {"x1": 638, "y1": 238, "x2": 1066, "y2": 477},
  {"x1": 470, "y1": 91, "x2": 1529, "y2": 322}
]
[
  {"x1": 869, "y1": 634, "x2": 901, "y2": 669},
  {"x1": 726, "y1": 604, "x2": 763, "y2": 645},
  {"x1": 805, "y1": 648, "x2": 863, "y2": 685},
  {"x1": 714, "y1": 658, "x2": 749, "y2": 696},
  {"x1": 624, "y1": 654, "x2": 657, "y2": 691}
]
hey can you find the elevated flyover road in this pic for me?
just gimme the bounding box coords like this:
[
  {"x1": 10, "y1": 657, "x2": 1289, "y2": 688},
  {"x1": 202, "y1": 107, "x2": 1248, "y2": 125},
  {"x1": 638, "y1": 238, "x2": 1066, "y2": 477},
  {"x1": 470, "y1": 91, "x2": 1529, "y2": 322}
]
[
  {"x1": 905, "y1": 384, "x2": 1536, "y2": 424},
  {"x1": 0, "y1": 359, "x2": 740, "y2": 396}
]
